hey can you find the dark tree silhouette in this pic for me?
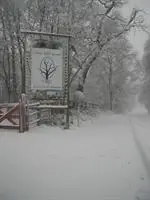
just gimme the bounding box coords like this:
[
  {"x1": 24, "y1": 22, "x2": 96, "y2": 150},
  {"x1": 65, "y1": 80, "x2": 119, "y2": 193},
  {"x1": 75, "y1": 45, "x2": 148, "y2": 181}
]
[{"x1": 40, "y1": 57, "x2": 56, "y2": 81}]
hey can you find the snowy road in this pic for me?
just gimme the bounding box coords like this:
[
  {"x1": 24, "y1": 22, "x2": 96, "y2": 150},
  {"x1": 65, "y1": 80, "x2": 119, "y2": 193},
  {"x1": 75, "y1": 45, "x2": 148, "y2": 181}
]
[{"x1": 0, "y1": 112, "x2": 150, "y2": 200}]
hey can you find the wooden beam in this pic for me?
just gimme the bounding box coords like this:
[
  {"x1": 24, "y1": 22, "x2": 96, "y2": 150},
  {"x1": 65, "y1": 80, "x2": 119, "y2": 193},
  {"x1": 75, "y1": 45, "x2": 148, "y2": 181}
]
[
  {"x1": 38, "y1": 105, "x2": 68, "y2": 109},
  {"x1": 19, "y1": 100, "x2": 24, "y2": 133},
  {"x1": 0, "y1": 110, "x2": 18, "y2": 125},
  {"x1": 20, "y1": 30, "x2": 73, "y2": 38},
  {"x1": 29, "y1": 119, "x2": 40, "y2": 125},
  {"x1": 0, "y1": 104, "x2": 19, "y2": 123},
  {"x1": 0, "y1": 125, "x2": 19, "y2": 129},
  {"x1": 0, "y1": 114, "x2": 19, "y2": 118}
]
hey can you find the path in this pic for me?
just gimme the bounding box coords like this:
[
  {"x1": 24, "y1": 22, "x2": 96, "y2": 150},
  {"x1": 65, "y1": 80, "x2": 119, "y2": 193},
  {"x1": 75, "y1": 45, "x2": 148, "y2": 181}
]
[
  {"x1": 129, "y1": 104, "x2": 150, "y2": 199},
  {"x1": 0, "y1": 112, "x2": 150, "y2": 200}
]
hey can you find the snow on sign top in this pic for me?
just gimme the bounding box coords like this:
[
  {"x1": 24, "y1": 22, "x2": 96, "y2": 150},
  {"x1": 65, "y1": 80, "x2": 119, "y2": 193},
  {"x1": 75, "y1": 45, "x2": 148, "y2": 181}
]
[{"x1": 31, "y1": 48, "x2": 63, "y2": 91}]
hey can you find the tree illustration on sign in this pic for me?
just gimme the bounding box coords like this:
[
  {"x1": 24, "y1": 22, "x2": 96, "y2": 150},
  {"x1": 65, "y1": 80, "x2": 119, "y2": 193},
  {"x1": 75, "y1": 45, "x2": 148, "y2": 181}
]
[{"x1": 40, "y1": 57, "x2": 57, "y2": 83}]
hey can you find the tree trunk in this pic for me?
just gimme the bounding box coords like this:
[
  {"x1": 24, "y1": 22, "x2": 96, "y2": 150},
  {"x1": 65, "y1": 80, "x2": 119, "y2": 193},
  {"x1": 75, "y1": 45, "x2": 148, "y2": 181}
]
[
  {"x1": 8, "y1": 14, "x2": 18, "y2": 101},
  {"x1": 1, "y1": 13, "x2": 12, "y2": 102},
  {"x1": 16, "y1": 28, "x2": 25, "y2": 94},
  {"x1": 11, "y1": 46, "x2": 18, "y2": 102},
  {"x1": 78, "y1": 50, "x2": 100, "y2": 91},
  {"x1": 9, "y1": 31, "x2": 18, "y2": 102},
  {"x1": 3, "y1": 48, "x2": 11, "y2": 102},
  {"x1": 108, "y1": 62, "x2": 113, "y2": 111}
]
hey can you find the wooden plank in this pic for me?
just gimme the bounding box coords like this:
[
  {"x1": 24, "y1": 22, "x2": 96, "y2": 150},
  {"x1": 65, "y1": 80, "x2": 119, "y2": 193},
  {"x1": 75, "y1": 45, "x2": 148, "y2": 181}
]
[
  {"x1": 38, "y1": 105, "x2": 68, "y2": 109},
  {"x1": 29, "y1": 111, "x2": 38, "y2": 117},
  {"x1": 28, "y1": 102, "x2": 40, "y2": 108},
  {"x1": 0, "y1": 103, "x2": 19, "y2": 123},
  {"x1": 0, "y1": 125, "x2": 19, "y2": 129},
  {"x1": 0, "y1": 114, "x2": 19, "y2": 118},
  {"x1": 5, "y1": 118, "x2": 18, "y2": 125},
  {"x1": 29, "y1": 119, "x2": 40, "y2": 125},
  {"x1": 37, "y1": 108, "x2": 41, "y2": 126},
  {"x1": 19, "y1": 100, "x2": 24, "y2": 133},
  {"x1": 0, "y1": 111, "x2": 18, "y2": 125},
  {"x1": 19, "y1": 94, "x2": 28, "y2": 132},
  {"x1": 24, "y1": 95, "x2": 29, "y2": 131},
  {"x1": 20, "y1": 30, "x2": 73, "y2": 38},
  {"x1": 0, "y1": 103, "x2": 16, "y2": 108}
]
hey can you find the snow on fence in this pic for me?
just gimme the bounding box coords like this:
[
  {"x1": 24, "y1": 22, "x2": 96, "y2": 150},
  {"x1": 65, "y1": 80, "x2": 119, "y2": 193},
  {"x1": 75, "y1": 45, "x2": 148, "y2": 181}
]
[
  {"x1": 0, "y1": 94, "x2": 69, "y2": 132},
  {"x1": 0, "y1": 94, "x2": 41, "y2": 132},
  {"x1": 0, "y1": 94, "x2": 28, "y2": 133},
  {"x1": 0, "y1": 94, "x2": 100, "y2": 132},
  {"x1": 28, "y1": 104, "x2": 68, "y2": 127}
]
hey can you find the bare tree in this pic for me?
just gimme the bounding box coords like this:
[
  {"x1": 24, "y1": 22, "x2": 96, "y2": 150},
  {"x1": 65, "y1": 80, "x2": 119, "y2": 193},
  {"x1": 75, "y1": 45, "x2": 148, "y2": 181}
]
[
  {"x1": 71, "y1": 0, "x2": 145, "y2": 91},
  {"x1": 40, "y1": 57, "x2": 57, "y2": 81}
]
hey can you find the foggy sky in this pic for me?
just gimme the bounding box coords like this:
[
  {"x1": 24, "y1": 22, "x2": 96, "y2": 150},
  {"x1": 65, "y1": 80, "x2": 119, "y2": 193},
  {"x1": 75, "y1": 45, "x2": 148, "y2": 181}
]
[
  {"x1": 123, "y1": 0, "x2": 150, "y2": 58},
  {"x1": 3, "y1": 0, "x2": 150, "y2": 58}
]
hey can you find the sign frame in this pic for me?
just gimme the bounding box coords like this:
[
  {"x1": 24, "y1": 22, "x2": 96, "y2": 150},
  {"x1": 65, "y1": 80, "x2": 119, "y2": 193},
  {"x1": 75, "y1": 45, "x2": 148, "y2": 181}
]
[{"x1": 21, "y1": 30, "x2": 72, "y2": 129}]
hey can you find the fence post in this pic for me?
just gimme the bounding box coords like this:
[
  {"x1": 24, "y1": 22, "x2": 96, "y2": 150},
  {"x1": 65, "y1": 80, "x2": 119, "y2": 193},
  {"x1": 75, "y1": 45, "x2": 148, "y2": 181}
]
[
  {"x1": 37, "y1": 108, "x2": 41, "y2": 126},
  {"x1": 19, "y1": 99, "x2": 24, "y2": 133},
  {"x1": 25, "y1": 99, "x2": 29, "y2": 131},
  {"x1": 19, "y1": 94, "x2": 29, "y2": 132},
  {"x1": 77, "y1": 104, "x2": 80, "y2": 127}
]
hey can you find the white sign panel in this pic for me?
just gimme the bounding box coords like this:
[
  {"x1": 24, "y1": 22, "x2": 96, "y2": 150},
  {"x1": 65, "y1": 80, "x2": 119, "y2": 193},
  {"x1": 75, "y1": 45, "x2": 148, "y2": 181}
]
[{"x1": 31, "y1": 48, "x2": 63, "y2": 90}]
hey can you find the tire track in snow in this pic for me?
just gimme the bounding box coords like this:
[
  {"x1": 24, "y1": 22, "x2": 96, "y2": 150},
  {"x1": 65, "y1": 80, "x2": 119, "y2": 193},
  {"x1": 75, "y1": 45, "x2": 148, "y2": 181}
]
[
  {"x1": 129, "y1": 117, "x2": 150, "y2": 181},
  {"x1": 128, "y1": 116, "x2": 150, "y2": 200}
]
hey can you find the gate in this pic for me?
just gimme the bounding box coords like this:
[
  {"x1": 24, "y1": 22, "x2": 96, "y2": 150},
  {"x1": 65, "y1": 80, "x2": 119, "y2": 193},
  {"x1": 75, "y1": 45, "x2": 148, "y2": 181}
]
[{"x1": 0, "y1": 94, "x2": 28, "y2": 133}]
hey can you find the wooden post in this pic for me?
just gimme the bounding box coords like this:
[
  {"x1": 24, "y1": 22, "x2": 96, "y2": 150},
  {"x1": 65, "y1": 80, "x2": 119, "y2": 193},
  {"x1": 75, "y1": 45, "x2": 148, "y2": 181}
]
[
  {"x1": 77, "y1": 104, "x2": 80, "y2": 127},
  {"x1": 22, "y1": 34, "x2": 27, "y2": 94},
  {"x1": 19, "y1": 94, "x2": 28, "y2": 133},
  {"x1": 65, "y1": 36, "x2": 71, "y2": 129},
  {"x1": 37, "y1": 108, "x2": 41, "y2": 126},
  {"x1": 25, "y1": 99, "x2": 29, "y2": 131},
  {"x1": 19, "y1": 99, "x2": 24, "y2": 133}
]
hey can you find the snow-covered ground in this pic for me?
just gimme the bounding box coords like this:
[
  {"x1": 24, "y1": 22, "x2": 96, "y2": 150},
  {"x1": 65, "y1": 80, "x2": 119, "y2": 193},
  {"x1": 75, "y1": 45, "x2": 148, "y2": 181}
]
[{"x1": 0, "y1": 107, "x2": 150, "y2": 200}]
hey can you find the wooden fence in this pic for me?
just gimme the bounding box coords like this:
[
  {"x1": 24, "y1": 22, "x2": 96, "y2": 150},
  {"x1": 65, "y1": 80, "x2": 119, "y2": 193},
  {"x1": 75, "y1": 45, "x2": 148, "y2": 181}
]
[
  {"x1": 0, "y1": 94, "x2": 100, "y2": 132},
  {"x1": 0, "y1": 94, "x2": 69, "y2": 132},
  {"x1": 28, "y1": 104, "x2": 68, "y2": 127},
  {"x1": 0, "y1": 94, "x2": 28, "y2": 133}
]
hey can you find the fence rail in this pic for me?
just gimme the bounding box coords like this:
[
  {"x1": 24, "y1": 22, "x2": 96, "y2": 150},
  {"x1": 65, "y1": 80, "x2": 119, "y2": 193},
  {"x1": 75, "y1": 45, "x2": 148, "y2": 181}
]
[{"x1": 0, "y1": 94, "x2": 101, "y2": 132}]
